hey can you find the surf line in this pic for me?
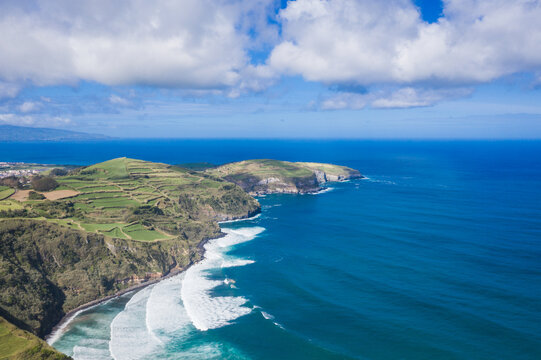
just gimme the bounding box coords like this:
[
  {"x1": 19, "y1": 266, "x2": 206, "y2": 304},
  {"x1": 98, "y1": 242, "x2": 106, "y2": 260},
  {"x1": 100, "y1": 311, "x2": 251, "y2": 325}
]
[
  {"x1": 47, "y1": 225, "x2": 264, "y2": 345},
  {"x1": 181, "y1": 227, "x2": 265, "y2": 331}
]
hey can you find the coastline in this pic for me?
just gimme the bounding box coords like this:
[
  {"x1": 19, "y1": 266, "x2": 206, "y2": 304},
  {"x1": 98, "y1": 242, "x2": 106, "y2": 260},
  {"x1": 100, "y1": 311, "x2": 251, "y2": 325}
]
[
  {"x1": 45, "y1": 214, "x2": 251, "y2": 344},
  {"x1": 44, "y1": 179, "x2": 347, "y2": 344},
  {"x1": 46, "y1": 263, "x2": 186, "y2": 344}
]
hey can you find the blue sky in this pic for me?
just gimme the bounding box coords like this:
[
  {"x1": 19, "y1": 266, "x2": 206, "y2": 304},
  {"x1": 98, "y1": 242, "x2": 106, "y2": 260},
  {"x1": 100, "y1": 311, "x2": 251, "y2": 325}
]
[{"x1": 1, "y1": 0, "x2": 541, "y2": 139}]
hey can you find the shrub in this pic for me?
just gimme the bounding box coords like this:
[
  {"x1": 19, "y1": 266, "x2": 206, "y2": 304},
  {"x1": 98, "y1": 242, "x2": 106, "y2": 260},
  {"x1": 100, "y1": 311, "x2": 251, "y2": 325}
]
[
  {"x1": 50, "y1": 168, "x2": 68, "y2": 176},
  {"x1": 28, "y1": 191, "x2": 45, "y2": 200},
  {"x1": 30, "y1": 176, "x2": 58, "y2": 192}
]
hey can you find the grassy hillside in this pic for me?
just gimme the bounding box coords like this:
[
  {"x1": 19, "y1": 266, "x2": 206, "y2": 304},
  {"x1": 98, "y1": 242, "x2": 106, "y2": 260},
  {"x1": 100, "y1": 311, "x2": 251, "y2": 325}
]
[
  {"x1": 0, "y1": 187, "x2": 15, "y2": 201},
  {"x1": 0, "y1": 157, "x2": 260, "y2": 350},
  {"x1": 0, "y1": 316, "x2": 69, "y2": 360},
  {"x1": 206, "y1": 159, "x2": 362, "y2": 195},
  {"x1": 1, "y1": 158, "x2": 260, "y2": 242},
  {"x1": 0, "y1": 219, "x2": 210, "y2": 338}
]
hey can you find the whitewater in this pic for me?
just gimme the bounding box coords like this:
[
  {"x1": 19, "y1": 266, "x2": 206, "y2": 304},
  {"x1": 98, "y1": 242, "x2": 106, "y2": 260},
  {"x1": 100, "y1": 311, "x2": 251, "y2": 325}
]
[{"x1": 50, "y1": 226, "x2": 265, "y2": 359}]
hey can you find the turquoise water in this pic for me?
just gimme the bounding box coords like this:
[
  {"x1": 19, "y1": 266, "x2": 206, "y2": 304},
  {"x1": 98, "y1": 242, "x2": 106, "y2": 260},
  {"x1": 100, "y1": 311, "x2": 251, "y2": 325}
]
[{"x1": 2, "y1": 140, "x2": 540, "y2": 359}]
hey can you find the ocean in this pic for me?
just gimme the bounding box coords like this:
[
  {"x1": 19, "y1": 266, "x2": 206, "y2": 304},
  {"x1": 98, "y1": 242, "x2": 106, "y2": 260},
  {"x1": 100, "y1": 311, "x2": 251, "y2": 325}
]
[{"x1": 2, "y1": 140, "x2": 540, "y2": 359}]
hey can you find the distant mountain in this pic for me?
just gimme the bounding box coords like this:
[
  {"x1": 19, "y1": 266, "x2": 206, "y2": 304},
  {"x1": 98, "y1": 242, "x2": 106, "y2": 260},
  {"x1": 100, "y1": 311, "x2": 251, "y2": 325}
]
[{"x1": 0, "y1": 125, "x2": 110, "y2": 142}]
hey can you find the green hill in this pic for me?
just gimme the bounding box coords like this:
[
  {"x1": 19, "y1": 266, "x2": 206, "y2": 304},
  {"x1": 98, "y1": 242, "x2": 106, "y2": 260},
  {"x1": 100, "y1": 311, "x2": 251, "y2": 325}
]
[
  {"x1": 206, "y1": 159, "x2": 363, "y2": 195},
  {"x1": 0, "y1": 316, "x2": 69, "y2": 359},
  {"x1": 0, "y1": 157, "x2": 361, "y2": 358},
  {"x1": 0, "y1": 157, "x2": 259, "y2": 343}
]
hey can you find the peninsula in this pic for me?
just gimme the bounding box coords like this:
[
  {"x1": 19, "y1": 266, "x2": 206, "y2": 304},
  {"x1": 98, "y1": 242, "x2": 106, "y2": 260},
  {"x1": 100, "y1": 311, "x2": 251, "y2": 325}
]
[{"x1": 0, "y1": 157, "x2": 361, "y2": 359}]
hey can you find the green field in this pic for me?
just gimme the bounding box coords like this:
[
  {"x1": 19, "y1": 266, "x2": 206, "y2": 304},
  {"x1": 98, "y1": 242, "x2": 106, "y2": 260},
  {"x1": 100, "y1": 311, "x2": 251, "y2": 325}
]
[
  {"x1": 0, "y1": 316, "x2": 69, "y2": 359},
  {"x1": 2, "y1": 157, "x2": 259, "y2": 242},
  {"x1": 205, "y1": 159, "x2": 360, "y2": 194},
  {"x1": 0, "y1": 186, "x2": 15, "y2": 201},
  {"x1": 0, "y1": 200, "x2": 23, "y2": 211}
]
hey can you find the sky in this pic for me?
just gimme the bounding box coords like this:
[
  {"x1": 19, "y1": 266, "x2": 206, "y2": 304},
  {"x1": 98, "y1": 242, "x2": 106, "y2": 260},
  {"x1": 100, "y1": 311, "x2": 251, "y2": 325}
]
[{"x1": 1, "y1": 0, "x2": 541, "y2": 139}]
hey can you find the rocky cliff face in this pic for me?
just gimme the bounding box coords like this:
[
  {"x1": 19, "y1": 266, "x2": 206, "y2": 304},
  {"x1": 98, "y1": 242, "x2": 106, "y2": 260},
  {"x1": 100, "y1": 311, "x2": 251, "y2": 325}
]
[
  {"x1": 211, "y1": 160, "x2": 363, "y2": 195},
  {"x1": 0, "y1": 219, "x2": 214, "y2": 337}
]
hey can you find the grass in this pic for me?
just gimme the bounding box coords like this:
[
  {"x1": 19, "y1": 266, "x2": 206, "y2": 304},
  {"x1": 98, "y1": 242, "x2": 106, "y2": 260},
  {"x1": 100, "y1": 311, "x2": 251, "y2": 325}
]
[
  {"x1": 101, "y1": 226, "x2": 129, "y2": 239},
  {"x1": 0, "y1": 186, "x2": 15, "y2": 201},
  {"x1": 80, "y1": 222, "x2": 124, "y2": 232},
  {"x1": 123, "y1": 223, "x2": 171, "y2": 241},
  {"x1": 3, "y1": 157, "x2": 259, "y2": 243},
  {"x1": 0, "y1": 316, "x2": 69, "y2": 359},
  {"x1": 0, "y1": 200, "x2": 23, "y2": 211}
]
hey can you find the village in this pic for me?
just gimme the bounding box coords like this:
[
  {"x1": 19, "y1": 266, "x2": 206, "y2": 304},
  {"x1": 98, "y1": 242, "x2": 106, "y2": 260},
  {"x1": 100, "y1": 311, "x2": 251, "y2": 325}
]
[{"x1": 0, "y1": 162, "x2": 49, "y2": 179}]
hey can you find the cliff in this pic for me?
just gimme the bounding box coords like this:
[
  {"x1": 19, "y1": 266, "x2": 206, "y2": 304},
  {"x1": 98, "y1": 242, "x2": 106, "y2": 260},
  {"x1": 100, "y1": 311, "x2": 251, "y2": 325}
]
[
  {"x1": 0, "y1": 157, "x2": 360, "y2": 357},
  {"x1": 0, "y1": 158, "x2": 260, "y2": 341},
  {"x1": 205, "y1": 159, "x2": 363, "y2": 195}
]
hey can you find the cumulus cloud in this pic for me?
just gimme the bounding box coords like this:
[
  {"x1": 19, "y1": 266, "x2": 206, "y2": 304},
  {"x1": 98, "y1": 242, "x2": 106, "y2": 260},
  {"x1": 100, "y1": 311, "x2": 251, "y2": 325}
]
[
  {"x1": 2, "y1": 0, "x2": 541, "y2": 110},
  {"x1": 270, "y1": 0, "x2": 541, "y2": 85},
  {"x1": 267, "y1": 0, "x2": 541, "y2": 108},
  {"x1": 0, "y1": 0, "x2": 276, "y2": 91}
]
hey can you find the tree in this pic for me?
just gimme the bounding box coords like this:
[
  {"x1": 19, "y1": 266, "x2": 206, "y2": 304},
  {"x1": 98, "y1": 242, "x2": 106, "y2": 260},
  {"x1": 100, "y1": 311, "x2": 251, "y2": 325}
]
[{"x1": 30, "y1": 176, "x2": 58, "y2": 192}]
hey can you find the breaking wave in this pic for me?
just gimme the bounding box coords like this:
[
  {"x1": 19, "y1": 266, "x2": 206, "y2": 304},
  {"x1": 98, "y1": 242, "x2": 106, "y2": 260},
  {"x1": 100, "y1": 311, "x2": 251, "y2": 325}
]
[{"x1": 180, "y1": 227, "x2": 265, "y2": 331}]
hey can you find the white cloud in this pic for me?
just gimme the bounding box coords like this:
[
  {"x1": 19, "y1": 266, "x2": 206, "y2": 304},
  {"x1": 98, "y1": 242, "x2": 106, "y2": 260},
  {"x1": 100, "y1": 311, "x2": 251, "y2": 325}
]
[
  {"x1": 371, "y1": 87, "x2": 472, "y2": 109},
  {"x1": 18, "y1": 101, "x2": 41, "y2": 113},
  {"x1": 0, "y1": 113, "x2": 71, "y2": 126},
  {"x1": 269, "y1": 0, "x2": 541, "y2": 92},
  {"x1": 0, "y1": 81, "x2": 21, "y2": 99},
  {"x1": 0, "y1": 0, "x2": 276, "y2": 91},
  {"x1": 2, "y1": 0, "x2": 541, "y2": 110},
  {"x1": 320, "y1": 87, "x2": 472, "y2": 110},
  {"x1": 320, "y1": 92, "x2": 368, "y2": 110},
  {"x1": 109, "y1": 95, "x2": 130, "y2": 106}
]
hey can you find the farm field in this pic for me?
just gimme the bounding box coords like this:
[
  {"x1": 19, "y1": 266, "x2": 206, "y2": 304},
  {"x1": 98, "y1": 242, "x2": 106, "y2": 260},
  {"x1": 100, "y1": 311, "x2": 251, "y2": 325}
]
[{"x1": 0, "y1": 157, "x2": 260, "y2": 242}]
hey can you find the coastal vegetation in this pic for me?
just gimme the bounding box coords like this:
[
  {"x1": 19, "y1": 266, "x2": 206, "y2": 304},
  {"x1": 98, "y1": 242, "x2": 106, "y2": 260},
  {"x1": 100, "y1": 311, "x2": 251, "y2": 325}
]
[
  {"x1": 206, "y1": 159, "x2": 362, "y2": 194},
  {"x1": 0, "y1": 157, "x2": 260, "y2": 340},
  {"x1": 0, "y1": 157, "x2": 360, "y2": 358},
  {"x1": 0, "y1": 316, "x2": 69, "y2": 360},
  {"x1": 0, "y1": 186, "x2": 15, "y2": 201}
]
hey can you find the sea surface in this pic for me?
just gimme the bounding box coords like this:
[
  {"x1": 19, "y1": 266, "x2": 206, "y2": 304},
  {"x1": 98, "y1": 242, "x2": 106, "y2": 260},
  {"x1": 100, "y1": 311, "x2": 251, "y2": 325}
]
[{"x1": 2, "y1": 140, "x2": 540, "y2": 359}]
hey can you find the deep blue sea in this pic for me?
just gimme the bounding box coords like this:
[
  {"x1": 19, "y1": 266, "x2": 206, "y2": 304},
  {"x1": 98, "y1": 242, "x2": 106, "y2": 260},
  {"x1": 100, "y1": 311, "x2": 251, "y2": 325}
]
[{"x1": 2, "y1": 140, "x2": 540, "y2": 359}]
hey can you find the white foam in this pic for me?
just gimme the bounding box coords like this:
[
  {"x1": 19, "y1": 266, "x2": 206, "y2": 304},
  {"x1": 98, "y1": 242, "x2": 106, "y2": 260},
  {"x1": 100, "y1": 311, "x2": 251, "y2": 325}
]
[
  {"x1": 109, "y1": 286, "x2": 161, "y2": 360},
  {"x1": 46, "y1": 297, "x2": 115, "y2": 346},
  {"x1": 309, "y1": 186, "x2": 334, "y2": 195},
  {"x1": 218, "y1": 213, "x2": 261, "y2": 224},
  {"x1": 181, "y1": 227, "x2": 265, "y2": 331},
  {"x1": 261, "y1": 311, "x2": 274, "y2": 320},
  {"x1": 145, "y1": 274, "x2": 191, "y2": 338},
  {"x1": 221, "y1": 259, "x2": 255, "y2": 268},
  {"x1": 72, "y1": 340, "x2": 111, "y2": 360}
]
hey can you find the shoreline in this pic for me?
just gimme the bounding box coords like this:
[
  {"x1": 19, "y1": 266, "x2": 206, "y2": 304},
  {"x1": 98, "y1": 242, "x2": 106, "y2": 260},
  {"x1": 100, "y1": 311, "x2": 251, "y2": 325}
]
[
  {"x1": 45, "y1": 179, "x2": 349, "y2": 344},
  {"x1": 45, "y1": 215, "x2": 248, "y2": 344},
  {"x1": 46, "y1": 264, "x2": 187, "y2": 344}
]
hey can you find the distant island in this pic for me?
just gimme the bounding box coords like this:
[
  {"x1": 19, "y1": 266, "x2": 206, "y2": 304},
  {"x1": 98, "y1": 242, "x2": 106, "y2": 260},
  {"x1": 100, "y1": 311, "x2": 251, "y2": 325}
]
[
  {"x1": 0, "y1": 125, "x2": 110, "y2": 142},
  {"x1": 0, "y1": 157, "x2": 361, "y2": 359}
]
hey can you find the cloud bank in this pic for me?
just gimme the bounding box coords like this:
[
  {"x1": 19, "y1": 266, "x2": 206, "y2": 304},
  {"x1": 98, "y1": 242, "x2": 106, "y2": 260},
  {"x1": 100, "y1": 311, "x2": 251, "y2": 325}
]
[{"x1": 1, "y1": 0, "x2": 541, "y2": 110}]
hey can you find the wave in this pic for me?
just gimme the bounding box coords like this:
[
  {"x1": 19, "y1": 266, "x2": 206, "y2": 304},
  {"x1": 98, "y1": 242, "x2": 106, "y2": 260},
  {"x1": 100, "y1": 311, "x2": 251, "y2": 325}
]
[
  {"x1": 145, "y1": 275, "x2": 191, "y2": 338},
  {"x1": 218, "y1": 213, "x2": 261, "y2": 224},
  {"x1": 309, "y1": 187, "x2": 334, "y2": 195},
  {"x1": 72, "y1": 340, "x2": 111, "y2": 360},
  {"x1": 46, "y1": 297, "x2": 116, "y2": 346},
  {"x1": 362, "y1": 176, "x2": 396, "y2": 185},
  {"x1": 181, "y1": 227, "x2": 265, "y2": 331},
  {"x1": 109, "y1": 286, "x2": 160, "y2": 360}
]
